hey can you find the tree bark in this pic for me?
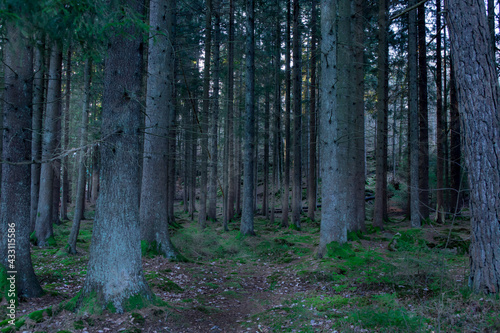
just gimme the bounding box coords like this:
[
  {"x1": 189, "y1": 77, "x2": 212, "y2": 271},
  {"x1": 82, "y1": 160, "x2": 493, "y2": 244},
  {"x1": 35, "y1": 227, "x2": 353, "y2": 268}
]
[
  {"x1": 374, "y1": 0, "x2": 389, "y2": 228},
  {"x1": 140, "y1": 0, "x2": 177, "y2": 258},
  {"x1": 67, "y1": 60, "x2": 91, "y2": 255},
  {"x1": 291, "y1": 0, "x2": 302, "y2": 230},
  {"x1": 60, "y1": 47, "x2": 72, "y2": 221},
  {"x1": 81, "y1": 0, "x2": 152, "y2": 311},
  {"x1": 199, "y1": 0, "x2": 212, "y2": 228},
  {"x1": 307, "y1": 0, "x2": 317, "y2": 221},
  {"x1": 281, "y1": 0, "x2": 291, "y2": 228},
  {"x1": 1, "y1": 21, "x2": 43, "y2": 298},
  {"x1": 34, "y1": 42, "x2": 62, "y2": 246},
  {"x1": 263, "y1": 90, "x2": 270, "y2": 218},
  {"x1": 418, "y1": 3, "x2": 429, "y2": 220},
  {"x1": 318, "y1": 0, "x2": 348, "y2": 257},
  {"x1": 31, "y1": 41, "x2": 45, "y2": 231},
  {"x1": 271, "y1": 0, "x2": 281, "y2": 224},
  {"x1": 435, "y1": 0, "x2": 445, "y2": 223},
  {"x1": 449, "y1": 59, "x2": 462, "y2": 215},
  {"x1": 408, "y1": 0, "x2": 420, "y2": 227},
  {"x1": 445, "y1": 0, "x2": 500, "y2": 294},
  {"x1": 241, "y1": 0, "x2": 256, "y2": 236}
]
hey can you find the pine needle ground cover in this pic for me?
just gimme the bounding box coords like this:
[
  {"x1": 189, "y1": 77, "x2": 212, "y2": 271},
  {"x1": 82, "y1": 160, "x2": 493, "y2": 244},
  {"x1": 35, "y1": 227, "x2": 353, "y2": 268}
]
[{"x1": 2, "y1": 211, "x2": 499, "y2": 332}]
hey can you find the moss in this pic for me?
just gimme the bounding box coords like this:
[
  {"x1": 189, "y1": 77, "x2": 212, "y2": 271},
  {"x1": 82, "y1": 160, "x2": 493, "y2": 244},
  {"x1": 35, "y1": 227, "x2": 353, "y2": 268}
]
[
  {"x1": 46, "y1": 236, "x2": 57, "y2": 247},
  {"x1": 14, "y1": 318, "x2": 25, "y2": 329},
  {"x1": 122, "y1": 294, "x2": 154, "y2": 312},
  {"x1": 326, "y1": 241, "x2": 355, "y2": 259},
  {"x1": 73, "y1": 319, "x2": 85, "y2": 330},
  {"x1": 1, "y1": 328, "x2": 15, "y2": 333},
  {"x1": 157, "y1": 279, "x2": 183, "y2": 293},
  {"x1": 131, "y1": 312, "x2": 145, "y2": 325},
  {"x1": 28, "y1": 309, "x2": 45, "y2": 323},
  {"x1": 0, "y1": 265, "x2": 7, "y2": 302},
  {"x1": 61, "y1": 292, "x2": 80, "y2": 312},
  {"x1": 30, "y1": 231, "x2": 37, "y2": 244}
]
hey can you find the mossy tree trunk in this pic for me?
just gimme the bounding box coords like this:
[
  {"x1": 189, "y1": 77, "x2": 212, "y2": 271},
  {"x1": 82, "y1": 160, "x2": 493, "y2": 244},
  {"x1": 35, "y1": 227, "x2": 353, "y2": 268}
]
[
  {"x1": 80, "y1": 0, "x2": 153, "y2": 312},
  {"x1": 0, "y1": 21, "x2": 44, "y2": 299}
]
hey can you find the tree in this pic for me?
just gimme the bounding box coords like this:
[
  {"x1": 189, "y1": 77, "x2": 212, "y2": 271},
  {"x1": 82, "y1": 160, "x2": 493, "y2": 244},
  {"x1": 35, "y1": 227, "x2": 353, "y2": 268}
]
[
  {"x1": 241, "y1": 0, "x2": 256, "y2": 236},
  {"x1": 0, "y1": 20, "x2": 43, "y2": 298},
  {"x1": 199, "y1": 0, "x2": 212, "y2": 228},
  {"x1": 435, "y1": 0, "x2": 445, "y2": 223},
  {"x1": 307, "y1": 0, "x2": 318, "y2": 221},
  {"x1": 291, "y1": 0, "x2": 302, "y2": 230},
  {"x1": 445, "y1": 0, "x2": 500, "y2": 294},
  {"x1": 67, "y1": 59, "x2": 91, "y2": 255},
  {"x1": 60, "y1": 47, "x2": 72, "y2": 221},
  {"x1": 271, "y1": 0, "x2": 281, "y2": 225},
  {"x1": 140, "y1": 0, "x2": 178, "y2": 258},
  {"x1": 281, "y1": 0, "x2": 291, "y2": 228},
  {"x1": 408, "y1": 0, "x2": 420, "y2": 227},
  {"x1": 80, "y1": 0, "x2": 152, "y2": 311},
  {"x1": 417, "y1": 2, "x2": 429, "y2": 220},
  {"x1": 374, "y1": 0, "x2": 389, "y2": 228},
  {"x1": 34, "y1": 42, "x2": 62, "y2": 246},
  {"x1": 318, "y1": 0, "x2": 348, "y2": 256}
]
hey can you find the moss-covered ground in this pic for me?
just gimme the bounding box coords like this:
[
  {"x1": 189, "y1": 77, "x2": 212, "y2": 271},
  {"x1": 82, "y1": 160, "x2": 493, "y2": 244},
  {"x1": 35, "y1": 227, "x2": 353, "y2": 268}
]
[{"x1": 2, "y1": 205, "x2": 499, "y2": 332}]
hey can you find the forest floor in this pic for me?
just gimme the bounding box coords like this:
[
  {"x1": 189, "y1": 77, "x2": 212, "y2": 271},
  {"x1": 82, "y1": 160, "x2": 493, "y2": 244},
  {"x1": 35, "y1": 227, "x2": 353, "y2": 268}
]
[{"x1": 2, "y1": 205, "x2": 500, "y2": 332}]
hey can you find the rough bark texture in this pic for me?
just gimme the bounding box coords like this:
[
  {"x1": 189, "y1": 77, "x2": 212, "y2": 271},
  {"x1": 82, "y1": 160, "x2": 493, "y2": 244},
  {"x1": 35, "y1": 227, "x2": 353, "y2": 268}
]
[
  {"x1": 291, "y1": 0, "x2": 302, "y2": 230},
  {"x1": 446, "y1": 0, "x2": 500, "y2": 294},
  {"x1": 449, "y1": 62, "x2": 462, "y2": 215},
  {"x1": 91, "y1": 146, "x2": 99, "y2": 204},
  {"x1": 31, "y1": 42, "x2": 44, "y2": 231},
  {"x1": 199, "y1": 0, "x2": 212, "y2": 229},
  {"x1": 67, "y1": 60, "x2": 91, "y2": 255},
  {"x1": 34, "y1": 43, "x2": 62, "y2": 246},
  {"x1": 307, "y1": 0, "x2": 317, "y2": 221},
  {"x1": 139, "y1": 0, "x2": 177, "y2": 258},
  {"x1": 408, "y1": 0, "x2": 420, "y2": 227},
  {"x1": 418, "y1": 3, "x2": 429, "y2": 220},
  {"x1": 374, "y1": 0, "x2": 389, "y2": 228},
  {"x1": 60, "y1": 47, "x2": 72, "y2": 221},
  {"x1": 223, "y1": 0, "x2": 235, "y2": 230},
  {"x1": 81, "y1": 0, "x2": 152, "y2": 311},
  {"x1": 241, "y1": 0, "x2": 256, "y2": 236},
  {"x1": 271, "y1": 0, "x2": 281, "y2": 224},
  {"x1": 435, "y1": 0, "x2": 445, "y2": 223},
  {"x1": 207, "y1": 0, "x2": 221, "y2": 222},
  {"x1": 281, "y1": 0, "x2": 291, "y2": 228},
  {"x1": 1, "y1": 21, "x2": 43, "y2": 298},
  {"x1": 263, "y1": 90, "x2": 270, "y2": 217},
  {"x1": 318, "y1": 0, "x2": 347, "y2": 257}
]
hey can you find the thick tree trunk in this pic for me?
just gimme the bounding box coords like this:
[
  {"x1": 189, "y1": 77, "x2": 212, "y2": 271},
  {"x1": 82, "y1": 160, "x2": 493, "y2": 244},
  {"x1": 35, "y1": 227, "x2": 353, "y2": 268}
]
[
  {"x1": 81, "y1": 0, "x2": 152, "y2": 311},
  {"x1": 60, "y1": 47, "x2": 72, "y2": 221},
  {"x1": 199, "y1": 0, "x2": 212, "y2": 228},
  {"x1": 418, "y1": 4, "x2": 429, "y2": 220},
  {"x1": 408, "y1": 0, "x2": 420, "y2": 227},
  {"x1": 31, "y1": 42, "x2": 44, "y2": 231},
  {"x1": 1, "y1": 21, "x2": 43, "y2": 298},
  {"x1": 374, "y1": 0, "x2": 389, "y2": 228},
  {"x1": 140, "y1": 0, "x2": 177, "y2": 258},
  {"x1": 446, "y1": 0, "x2": 500, "y2": 294},
  {"x1": 291, "y1": 0, "x2": 302, "y2": 230},
  {"x1": 91, "y1": 146, "x2": 99, "y2": 204},
  {"x1": 208, "y1": 0, "x2": 221, "y2": 222},
  {"x1": 34, "y1": 43, "x2": 62, "y2": 246},
  {"x1": 318, "y1": 0, "x2": 347, "y2": 257},
  {"x1": 435, "y1": 0, "x2": 445, "y2": 223},
  {"x1": 241, "y1": 0, "x2": 255, "y2": 236},
  {"x1": 307, "y1": 0, "x2": 317, "y2": 221},
  {"x1": 271, "y1": 0, "x2": 281, "y2": 225},
  {"x1": 449, "y1": 60, "x2": 462, "y2": 215},
  {"x1": 67, "y1": 60, "x2": 91, "y2": 255},
  {"x1": 281, "y1": 0, "x2": 291, "y2": 228}
]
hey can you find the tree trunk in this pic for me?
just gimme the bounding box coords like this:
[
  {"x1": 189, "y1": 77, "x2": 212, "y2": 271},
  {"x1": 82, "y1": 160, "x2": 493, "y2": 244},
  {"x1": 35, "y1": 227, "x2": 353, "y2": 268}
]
[
  {"x1": 241, "y1": 0, "x2": 256, "y2": 236},
  {"x1": 91, "y1": 146, "x2": 99, "y2": 204},
  {"x1": 140, "y1": 0, "x2": 178, "y2": 258},
  {"x1": 445, "y1": 0, "x2": 500, "y2": 294},
  {"x1": 199, "y1": 0, "x2": 212, "y2": 228},
  {"x1": 435, "y1": 0, "x2": 445, "y2": 223},
  {"x1": 263, "y1": 90, "x2": 270, "y2": 218},
  {"x1": 31, "y1": 42, "x2": 45, "y2": 231},
  {"x1": 318, "y1": 0, "x2": 347, "y2": 257},
  {"x1": 418, "y1": 3, "x2": 429, "y2": 220},
  {"x1": 67, "y1": 60, "x2": 91, "y2": 255},
  {"x1": 374, "y1": 0, "x2": 389, "y2": 228},
  {"x1": 80, "y1": 0, "x2": 152, "y2": 311},
  {"x1": 35, "y1": 42, "x2": 62, "y2": 246},
  {"x1": 1, "y1": 21, "x2": 43, "y2": 298},
  {"x1": 449, "y1": 59, "x2": 462, "y2": 215},
  {"x1": 281, "y1": 0, "x2": 291, "y2": 228},
  {"x1": 307, "y1": 0, "x2": 317, "y2": 221},
  {"x1": 291, "y1": 0, "x2": 302, "y2": 230},
  {"x1": 60, "y1": 47, "x2": 72, "y2": 221},
  {"x1": 208, "y1": 0, "x2": 221, "y2": 222},
  {"x1": 408, "y1": 0, "x2": 420, "y2": 227},
  {"x1": 271, "y1": 0, "x2": 281, "y2": 224}
]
